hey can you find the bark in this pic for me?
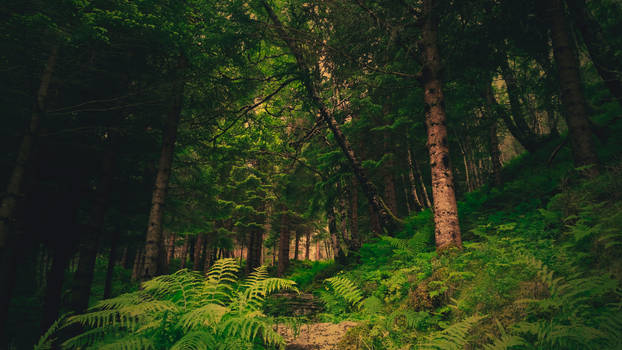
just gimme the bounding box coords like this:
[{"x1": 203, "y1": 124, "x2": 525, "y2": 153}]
[
  {"x1": 141, "y1": 77, "x2": 185, "y2": 279},
  {"x1": 166, "y1": 232, "x2": 176, "y2": 265},
  {"x1": 262, "y1": 1, "x2": 397, "y2": 234},
  {"x1": 407, "y1": 146, "x2": 425, "y2": 210},
  {"x1": 277, "y1": 211, "x2": 290, "y2": 276},
  {"x1": 131, "y1": 249, "x2": 143, "y2": 281},
  {"x1": 40, "y1": 244, "x2": 74, "y2": 334},
  {"x1": 103, "y1": 230, "x2": 121, "y2": 299},
  {"x1": 246, "y1": 228, "x2": 263, "y2": 273},
  {"x1": 566, "y1": 0, "x2": 622, "y2": 104},
  {"x1": 548, "y1": 0, "x2": 600, "y2": 177},
  {"x1": 294, "y1": 231, "x2": 300, "y2": 260},
  {"x1": 304, "y1": 231, "x2": 311, "y2": 260},
  {"x1": 485, "y1": 86, "x2": 504, "y2": 186},
  {"x1": 350, "y1": 177, "x2": 360, "y2": 250},
  {"x1": 71, "y1": 141, "x2": 115, "y2": 313},
  {"x1": 193, "y1": 234, "x2": 205, "y2": 271},
  {"x1": 421, "y1": 0, "x2": 462, "y2": 250},
  {"x1": 180, "y1": 237, "x2": 189, "y2": 268},
  {"x1": 401, "y1": 174, "x2": 413, "y2": 213},
  {"x1": 0, "y1": 46, "x2": 58, "y2": 250}
]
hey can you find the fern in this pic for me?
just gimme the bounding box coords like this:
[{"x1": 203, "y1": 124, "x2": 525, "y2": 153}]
[
  {"x1": 325, "y1": 275, "x2": 363, "y2": 310},
  {"x1": 34, "y1": 314, "x2": 68, "y2": 350},
  {"x1": 419, "y1": 315, "x2": 485, "y2": 350},
  {"x1": 44, "y1": 259, "x2": 297, "y2": 350}
]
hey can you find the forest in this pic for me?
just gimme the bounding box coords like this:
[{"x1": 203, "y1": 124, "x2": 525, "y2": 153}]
[{"x1": 1, "y1": 0, "x2": 622, "y2": 348}]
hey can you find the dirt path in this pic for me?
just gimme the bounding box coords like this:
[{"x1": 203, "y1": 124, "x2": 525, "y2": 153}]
[{"x1": 277, "y1": 321, "x2": 358, "y2": 350}]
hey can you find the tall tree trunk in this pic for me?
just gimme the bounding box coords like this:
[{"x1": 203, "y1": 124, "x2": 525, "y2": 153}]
[
  {"x1": 277, "y1": 211, "x2": 290, "y2": 276},
  {"x1": 407, "y1": 146, "x2": 425, "y2": 210},
  {"x1": 262, "y1": 1, "x2": 397, "y2": 234},
  {"x1": 180, "y1": 237, "x2": 189, "y2": 269},
  {"x1": 401, "y1": 174, "x2": 413, "y2": 213},
  {"x1": 0, "y1": 46, "x2": 57, "y2": 250},
  {"x1": 193, "y1": 234, "x2": 205, "y2": 271},
  {"x1": 103, "y1": 229, "x2": 121, "y2": 299},
  {"x1": 246, "y1": 228, "x2": 263, "y2": 273},
  {"x1": 166, "y1": 232, "x2": 176, "y2": 265},
  {"x1": 131, "y1": 249, "x2": 143, "y2": 281},
  {"x1": 350, "y1": 177, "x2": 360, "y2": 250},
  {"x1": 548, "y1": 0, "x2": 600, "y2": 177},
  {"x1": 489, "y1": 117, "x2": 503, "y2": 186},
  {"x1": 71, "y1": 141, "x2": 115, "y2": 313},
  {"x1": 566, "y1": 0, "x2": 622, "y2": 104},
  {"x1": 304, "y1": 231, "x2": 311, "y2": 260},
  {"x1": 421, "y1": 0, "x2": 462, "y2": 250},
  {"x1": 294, "y1": 231, "x2": 300, "y2": 260},
  {"x1": 141, "y1": 78, "x2": 184, "y2": 279},
  {"x1": 40, "y1": 243, "x2": 74, "y2": 334}
]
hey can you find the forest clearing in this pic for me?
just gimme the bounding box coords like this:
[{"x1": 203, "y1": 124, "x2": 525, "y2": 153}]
[{"x1": 1, "y1": 0, "x2": 622, "y2": 349}]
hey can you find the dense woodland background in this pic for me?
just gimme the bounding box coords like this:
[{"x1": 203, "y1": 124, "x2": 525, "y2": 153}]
[{"x1": 1, "y1": 0, "x2": 622, "y2": 348}]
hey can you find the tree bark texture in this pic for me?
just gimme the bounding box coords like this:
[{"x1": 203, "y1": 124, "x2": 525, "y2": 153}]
[
  {"x1": 71, "y1": 142, "x2": 115, "y2": 313},
  {"x1": 421, "y1": 0, "x2": 462, "y2": 250},
  {"x1": 548, "y1": 0, "x2": 600, "y2": 177},
  {"x1": 141, "y1": 79, "x2": 184, "y2": 279},
  {"x1": 103, "y1": 229, "x2": 121, "y2": 299},
  {"x1": 277, "y1": 211, "x2": 290, "y2": 276},
  {"x1": 0, "y1": 46, "x2": 58, "y2": 250}
]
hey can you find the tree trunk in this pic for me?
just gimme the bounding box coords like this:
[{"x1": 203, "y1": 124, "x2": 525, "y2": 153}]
[
  {"x1": 350, "y1": 177, "x2": 360, "y2": 250},
  {"x1": 407, "y1": 146, "x2": 424, "y2": 210},
  {"x1": 71, "y1": 141, "x2": 115, "y2": 313},
  {"x1": 548, "y1": 0, "x2": 600, "y2": 177},
  {"x1": 294, "y1": 231, "x2": 300, "y2": 260},
  {"x1": 304, "y1": 231, "x2": 311, "y2": 260},
  {"x1": 566, "y1": 0, "x2": 622, "y2": 104},
  {"x1": 40, "y1": 244, "x2": 73, "y2": 334},
  {"x1": 141, "y1": 78, "x2": 184, "y2": 279},
  {"x1": 166, "y1": 232, "x2": 176, "y2": 265},
  {"x1": 103, "y1": 230, "x2": 121, "y2": 299},
  {"x1": 180, "y1": 237, "x2": 189, "y2": 269},
  {"x1": 131, "y1": 249, "x2": 143, "y2": 281},
  {"x1": 421, "y1": 0, "x2": 462, "y2": 250},
  {"x1": 193, "y1": 234, "x2": 205, "y2": 271},
  {"x1": 262, "y1": 1, "x2": 397, "y2": 234},
  {"x1": 246, "y1": 228, "x2": 263, "y2": 273},
  {"x1": 0, "y1": 46, "x2": 58, "y2": 250},
  {"x1": 277, "y1": 211, "x2": 290, "y2": 276}
]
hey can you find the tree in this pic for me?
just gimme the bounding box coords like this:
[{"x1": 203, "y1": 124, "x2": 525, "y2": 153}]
[{"x1": 420, "y1": 0, "x2": 462, "y2": 250}]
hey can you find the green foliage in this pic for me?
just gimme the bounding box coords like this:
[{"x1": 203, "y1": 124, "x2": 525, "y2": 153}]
[
  {"x1": 44, "y1": 259, "x2": 297, "y2": 349},
  {"x1": 324, "y1": 275, "x2": 363, "y2": 311},
  {"x1": 420, "y1": 315, "x2": 486, "y2": 350}
]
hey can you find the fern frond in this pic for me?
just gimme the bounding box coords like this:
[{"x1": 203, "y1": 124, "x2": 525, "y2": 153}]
[
  {"x1": 420, "y1": 315, "x2": 485, "y2": 350},
  {"x1": 98, "y1": 335, "x2": 155, "y2": 350},
  {"x1": 325, "y1": 276, "x2": 363, "y2": 310},
  {"x1": 34, "y1": 313, "x2": 68, "y2": 350},
  {"x1": 178, "y1": 304, "x2": 227, "y2": 330},
  {"x1": 170, "y1": 331, "x2": 217, "y2": 350}
]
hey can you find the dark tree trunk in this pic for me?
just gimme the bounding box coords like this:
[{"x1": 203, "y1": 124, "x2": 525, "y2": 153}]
[
  {"x1": 0, "y1": 46, "x2": 58, "y2": 250},
  {"x1": 277, "y1": 211, "x2": 290, "y2": 276},
  {"x1": 421, "y1": 0, "x2": 462, "y2": 250},
  {"x1": 40, "y1": 244, "x2": 73, "y2": 334},
  {"x1": 246, "y1": 228, "x2": 263, "y2": 273},
  {"x1": 193, "y1": 234, "x2": 205, "y2": 271},
  {"x1": 103, "y1": 230, "x2": 121, "y2": 299},
  {"x1": 350, "y1": 177, "x2": 360, "y2": 250},
  {"x1": 141, "y1": 77, "x2": 184, "y2": 279},
  {"x1": 485, "y1": 85, "x2": 504, "y2": 186},
  {"x1": 294, "y1": 231, "x2": 300, "y2": 260},
  {"x1": 548, "y1": 0, "x2": 600, "y2": 177},
  {"x1": 262, "y1": 1, "x2": 397, "y2": 234},
  {"x1": 407, "y1": 146, "x2": 424, "y2": 210},
  {"x1": 304, "y1": 231, "x2": 311, "y2": 260},
  {"x1": 71, "y1": 141, "x2": 115, "y2": 313},
  {"x1": 180, "y1": 236, "x2": 189, "y2": 269}
]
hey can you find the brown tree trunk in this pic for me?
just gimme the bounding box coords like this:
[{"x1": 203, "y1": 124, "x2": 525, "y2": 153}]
[
  {"x1": 304, "y1": 231, "x2": 311, "y2": 260},
  {"x1": 262, "y1": 1, "x2": 397, "y2": 234},
  {"x1": 277, "y1": 211, "x2": 290, "y2": 276},
  {"x1": 0, "y1": 46, "x2": 58, "y2": 250},
  {"x1": 489, "y1": 117, "x2": 503, "y2": 186},
  {"x1": 421, "y1": 0, "x2": 462, "y2": 250},
  {"x1": 131, "y1": 249, "x2": 143, "y2": 281},
  {"x1": 166, "y1": 232, "x2": 176, "y2": 265},
  {"x1": 193, "y1": 234, "x2": 205, "y2": 271},
  {"x1": 567, "y1": 0, "x2": 622, "y2": 104},
  {"x1": 180, "y1": 237, "x2": 189, "y2": 269},
  {"x1": 141, "y1": 79, "x2": 184, "y2": 279},
  {"x1": 246, "y1": 228, "x2": 263, "y2": 273},
  {"x1": 548, "y1": 0, "x2": 600, "y2": 177}
]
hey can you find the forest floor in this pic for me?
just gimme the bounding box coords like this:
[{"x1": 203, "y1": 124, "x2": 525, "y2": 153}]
[{"x1": 278, "y1": 320, "x2": 358, "y2": 350}]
